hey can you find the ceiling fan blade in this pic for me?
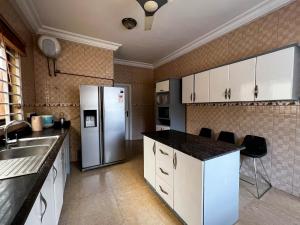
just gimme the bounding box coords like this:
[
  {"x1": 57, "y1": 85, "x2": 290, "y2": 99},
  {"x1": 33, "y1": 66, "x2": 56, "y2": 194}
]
[{"x1": 145, "y1": 16, "x2": 154, "y2": 31}]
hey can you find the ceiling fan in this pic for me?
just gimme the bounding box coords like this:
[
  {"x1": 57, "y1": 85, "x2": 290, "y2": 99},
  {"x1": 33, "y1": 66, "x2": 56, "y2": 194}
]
[{"x1": 136, "y1": 0, "x2": 172, "y2": 31}]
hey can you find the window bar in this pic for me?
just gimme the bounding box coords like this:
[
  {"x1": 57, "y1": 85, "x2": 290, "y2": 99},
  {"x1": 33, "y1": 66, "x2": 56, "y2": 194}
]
[
  {"x1": 3, "y1": 44, "x2": 10, "y2": 124},
  {"x1": 5, "y1": 50, "x2": 19, "y2": 59},
  {"x1": 0, "y1": 79, "x2": 20, "y2": 87},
  {"x1": 0, "y1": 91, "x2": 21, "y2": 96}
]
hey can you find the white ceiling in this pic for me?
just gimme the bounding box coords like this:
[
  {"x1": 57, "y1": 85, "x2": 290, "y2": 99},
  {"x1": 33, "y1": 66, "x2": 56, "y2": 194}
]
[{"x1": 13, "y1": 0, "x2": 293, "y2": 67}]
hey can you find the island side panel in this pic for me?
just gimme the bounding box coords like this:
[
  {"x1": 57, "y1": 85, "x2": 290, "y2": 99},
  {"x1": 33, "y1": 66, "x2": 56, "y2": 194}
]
[{"x1": 203, "y1": 151, "x2": 240, "y2": 225}]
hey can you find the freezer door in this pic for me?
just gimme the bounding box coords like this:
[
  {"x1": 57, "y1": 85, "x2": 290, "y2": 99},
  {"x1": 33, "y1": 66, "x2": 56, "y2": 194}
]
[
  {"x1": 80, "y1": 85, "x2": 101, "y2": 168},
  {"x1": 102, "y1": 87, "x2": 125, "y2": 164}
]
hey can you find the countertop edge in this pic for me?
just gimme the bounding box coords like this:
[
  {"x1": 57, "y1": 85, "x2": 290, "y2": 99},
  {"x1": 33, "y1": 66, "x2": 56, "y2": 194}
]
[{"x1": 143, "y1": 130, "x2": 244, "y2": 161}]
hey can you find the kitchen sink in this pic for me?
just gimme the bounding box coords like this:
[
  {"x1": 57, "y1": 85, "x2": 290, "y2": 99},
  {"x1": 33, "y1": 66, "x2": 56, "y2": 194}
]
[
  {"x1": 0, "y1": 136, "x2": 59, "y2": 179},
  {"x1": 7, "y1": 136, "x2": 58, "y2": 149}
]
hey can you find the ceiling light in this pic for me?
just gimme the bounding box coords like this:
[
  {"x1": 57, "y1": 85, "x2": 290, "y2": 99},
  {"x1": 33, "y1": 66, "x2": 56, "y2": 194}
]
[
  {"x1": 144, "y1": 1, "x2": 158, "y2": 13},
  {"x1": 122, "y1": 18, "x2": 137, "y2": 30}
]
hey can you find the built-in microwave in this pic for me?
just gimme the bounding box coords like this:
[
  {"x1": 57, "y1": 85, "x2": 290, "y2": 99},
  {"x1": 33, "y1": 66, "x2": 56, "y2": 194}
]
[{"x1": 158, "y1": 107, "x2": 169, "y2": 120}]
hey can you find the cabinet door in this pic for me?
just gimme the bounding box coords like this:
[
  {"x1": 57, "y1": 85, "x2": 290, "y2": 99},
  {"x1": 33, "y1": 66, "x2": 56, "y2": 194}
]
[
  {"x1": 143, "y1": 136, "x2": 156, "y2": 188},
  {"x1": 24, "y1": 194, "x2": 41, "y2": 225},
  {"x1": 156, "y1": 80, "x2": 170, "y2": 92},
  {"x1": 194, "y1": 71, "x2": 210, "y2": 103},
  {"x1": 174, "y1": 150, "x2": 204, "y2": 225},
  {"x1": 256, "y1": 47, "x2": 295, "y2": 101},
  {"x1": 53, "y1": 150, "x2": 64, "y2": 224},
  {"x1": 229, "y1": 58, "x2": 256, "y2": 102},
  {"x1": 40, "y1": 168, "x2": 55, "y2": 225},
  {"x1": 182, "y1": 75, "x2": 194, "y2": 103},
  {"x1": 209, "y1": 65, "x2": 229, "y2": 102}
]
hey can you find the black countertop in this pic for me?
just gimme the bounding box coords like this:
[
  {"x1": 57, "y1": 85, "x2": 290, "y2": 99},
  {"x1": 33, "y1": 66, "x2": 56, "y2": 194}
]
[
  {"x1": 0, "y1": 127, "x2": 70, "y2": 225},
  {"x1": 143, "y1": 130, "x2": 244, "y2": 161}
]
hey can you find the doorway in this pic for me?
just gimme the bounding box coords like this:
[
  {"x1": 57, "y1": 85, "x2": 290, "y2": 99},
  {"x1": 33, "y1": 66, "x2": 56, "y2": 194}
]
[{"x1": 114, "y1": 83, "x2": 132, "y2": 140}]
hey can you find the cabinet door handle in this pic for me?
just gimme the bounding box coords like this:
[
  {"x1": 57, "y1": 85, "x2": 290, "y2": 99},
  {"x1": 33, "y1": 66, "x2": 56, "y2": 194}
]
[
  {"x1": 193, "y1": 92, "x2": 196, "y2": 102},
  {"x1": 159, "y1": 149, "x2": 169, "y2": 156},
  {"x1": 190, "y1": 93, "x2": 193, "y2": 101},
  {"x1": 159, "y1": 185, "x2": 168, "y2": 195},
  {"x1": 53, "y1": 165, "x2": 58, "y2": 183},
  {"x1": 40, "y1": 193, "x2": 47, "y2": 223},
  {"x1": 153, "y1": 142, "x2": 156, "y2": 155},
  {"x1": 228, "y1": 88, "x2": 231, "y2": 100},
  {"x1": 159, "y1": 167, "x2": 169, "y2": 176},
  {"x1": 225, "y1": 88, "x2": 228, "y2": 99},
  {"x1": 254, "y1": 85, "x2": 258, "y2": 98},
  {"x1": 174, "y1": 152, "x2": 177, "y2": 169}
]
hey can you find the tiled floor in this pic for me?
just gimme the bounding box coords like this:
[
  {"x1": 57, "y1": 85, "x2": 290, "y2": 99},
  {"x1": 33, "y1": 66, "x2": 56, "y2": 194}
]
[{"x1": 59, "y1": 141, "x2": 300, "y2": 225}]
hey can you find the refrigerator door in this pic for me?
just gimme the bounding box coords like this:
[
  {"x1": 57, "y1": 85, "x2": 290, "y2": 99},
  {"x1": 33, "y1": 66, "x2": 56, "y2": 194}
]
[
  {"x1": 102, "y1": 87, "x2": 125, "y2": 164},
  {"x1": 80, "y1": 85, "x2": 101, "y2": 168}
]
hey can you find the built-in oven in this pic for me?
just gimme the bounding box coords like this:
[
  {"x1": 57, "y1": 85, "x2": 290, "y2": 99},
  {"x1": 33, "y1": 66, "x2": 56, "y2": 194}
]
[
  {"x1": 158, "y1": 107, "x2": 169, "y2": 120},
  {"x1": 156, "y1": 93, "x2": 169, "y2": 105}
]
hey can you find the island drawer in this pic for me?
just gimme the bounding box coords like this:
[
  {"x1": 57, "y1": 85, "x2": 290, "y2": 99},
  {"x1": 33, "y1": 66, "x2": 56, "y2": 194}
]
[
  {"x1": 156, "y1": 142, "x2": 174, "y2": 171},
  {"x1": 156, "y1": 160, "x2": 173, "y2": 186},
  {"x1": 156, "y1": 175, "x2": 173, "y2": 208}
]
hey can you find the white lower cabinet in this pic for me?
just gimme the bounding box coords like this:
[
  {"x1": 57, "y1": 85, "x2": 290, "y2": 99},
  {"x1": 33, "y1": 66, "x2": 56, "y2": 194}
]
[
  {"x1": 25, "y1": 134, "x2": 70, "y2": 225},
  {"x1": 40, "y1": 168, "x2": 55, "y2": 225},
  {"x1": 53, "y1": 150, "x2": 64, "y2": 224},
  {"x1": 144, "y1": 136, "x2": 156, "y2": 188},
  {"x1": 24, "y1": 193, "x2": 41, "y2": 225},
  {"x1": 174, "y1": 150, "x2": 203, "y2": 225}
]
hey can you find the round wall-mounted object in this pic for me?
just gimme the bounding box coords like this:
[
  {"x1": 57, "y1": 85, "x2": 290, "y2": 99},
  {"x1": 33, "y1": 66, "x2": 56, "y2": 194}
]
[
  {"x1": 38, "y1": 35, "x2": 61, "y2": 59},
  {"x1": 122, "y1": 18, "x2": 137, "y2": 30}
]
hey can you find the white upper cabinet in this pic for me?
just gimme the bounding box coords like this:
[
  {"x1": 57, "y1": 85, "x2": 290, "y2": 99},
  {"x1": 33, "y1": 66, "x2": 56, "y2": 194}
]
[
  {"x1": 229, "y1": 58, "x2": 256, "y2": 102},
  {"x1": 210, "y1": 65, "x2": 229, "y2": 102},
  {"x1": 156, "y1": 80, "x2": 169, "y2": 93},
  {"x1": 182, "y1": 75, "x2": 194, "y2": 103},
  {"x1": 256, "y1": 47, "x2": 299, "y2": 101},
  {"x1": 194, "y1": 71, "x2": 210, "y2": 103}
]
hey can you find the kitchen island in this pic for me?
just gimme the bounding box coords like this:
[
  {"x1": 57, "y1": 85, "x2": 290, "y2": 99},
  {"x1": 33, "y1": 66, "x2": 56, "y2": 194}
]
[{"x1": 143, "y1": 130, "x2": 244, "y2": 225}]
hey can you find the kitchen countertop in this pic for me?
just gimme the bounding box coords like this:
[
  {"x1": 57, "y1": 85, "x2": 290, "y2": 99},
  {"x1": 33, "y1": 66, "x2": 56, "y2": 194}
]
[
  {"x1": 0, "y1": 127, "x2": 70, "y2": 225},
  {"x1": 143, "y1": 130, "x2": 244, "y2": 161}
]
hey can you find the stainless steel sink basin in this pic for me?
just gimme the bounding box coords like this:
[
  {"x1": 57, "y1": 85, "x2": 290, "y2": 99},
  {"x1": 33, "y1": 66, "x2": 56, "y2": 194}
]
[
  {"x1": 7, "y1": 136, "x2": 58, "y2": 149},
  {"x1": 0, "y1": 146, "x2": 49, "y2": 160},
  {"x1": 0, "y1": 136, "x2": 59, "y2": 179}
]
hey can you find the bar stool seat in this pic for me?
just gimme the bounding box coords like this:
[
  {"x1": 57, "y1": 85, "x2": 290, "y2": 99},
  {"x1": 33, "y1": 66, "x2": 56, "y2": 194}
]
[
  {"x1": 240, "y1": 135, "x2": 272, "y2": 199},
  {"x1": 217, "y1": 131, "x2": 235, "y2": 144},
  {"x1": 199, "y1": 128, "x2": 212, "y2": 138}
]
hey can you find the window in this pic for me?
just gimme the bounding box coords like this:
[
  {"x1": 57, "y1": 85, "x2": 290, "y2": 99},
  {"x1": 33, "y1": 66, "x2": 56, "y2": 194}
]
[{"x1": 0, "y1": 40, "x2": 23, "y2": 126}]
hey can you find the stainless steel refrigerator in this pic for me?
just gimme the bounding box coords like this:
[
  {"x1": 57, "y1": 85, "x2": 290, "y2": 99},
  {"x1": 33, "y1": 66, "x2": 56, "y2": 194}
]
[{"x1": 80, "y1": 85, "x2": 125, "y2": 170}]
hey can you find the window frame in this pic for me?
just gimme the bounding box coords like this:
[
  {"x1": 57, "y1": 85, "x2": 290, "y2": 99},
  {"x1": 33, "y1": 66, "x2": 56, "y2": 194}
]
[{"x1": 0, "y1": 40, "x2": 24, "y2": 126}]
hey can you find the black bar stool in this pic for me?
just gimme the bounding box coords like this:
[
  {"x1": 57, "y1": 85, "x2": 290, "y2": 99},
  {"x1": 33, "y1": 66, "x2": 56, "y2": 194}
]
[
  {"x1": 199, "y1": 128, "x2": 212, "y2": 138},
  {"x1": 217, "y1": 131, "x2": 235, "y2": 144},
  {"x1": 240, "y1": 135, "x2": 272, "y2": 199}
]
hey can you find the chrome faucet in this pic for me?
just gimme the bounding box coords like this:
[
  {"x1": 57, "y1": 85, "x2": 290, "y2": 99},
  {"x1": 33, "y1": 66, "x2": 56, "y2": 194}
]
[{"x1": 4, "y1": 120, "x2": 32, "y2": 146}]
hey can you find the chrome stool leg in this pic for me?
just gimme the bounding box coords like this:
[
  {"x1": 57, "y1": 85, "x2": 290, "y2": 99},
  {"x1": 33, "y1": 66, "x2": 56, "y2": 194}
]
[
  {"x1": 240, "y1": 157, "x2": 272, "y2": 199},
  {"x1": 253, "y1": 158, "x2": 260, "y2": 198}
]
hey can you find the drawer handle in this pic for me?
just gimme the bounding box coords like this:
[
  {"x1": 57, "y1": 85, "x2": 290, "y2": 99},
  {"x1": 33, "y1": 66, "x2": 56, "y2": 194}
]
[
  {"x1": 40, "y1": 193, "x2": 47, "y2": 223},
  {"x1": 159, "y1": 149, "x2": 169, "y2": 156},
  {"x1": 159, "y1": 185, "x2": 168, "y2": 195},
  {"x1": 53, "y1": 165, "x2": 58, "y2": 183},
  {"x1": 159, "y1": 167, "x2": 169, "y2": 176}
]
